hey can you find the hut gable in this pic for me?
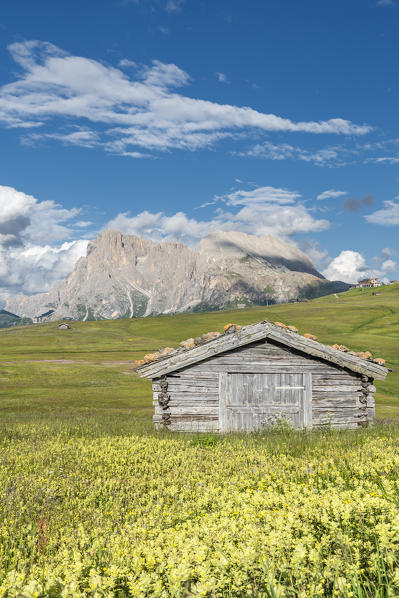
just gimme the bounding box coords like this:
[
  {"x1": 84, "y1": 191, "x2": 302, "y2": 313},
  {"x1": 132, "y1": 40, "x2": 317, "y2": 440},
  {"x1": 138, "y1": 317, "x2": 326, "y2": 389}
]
[
  {"x1": 137, "y1": 321, "x2": 389, "y2": 380},
  {"x1": 137, "y1": 321, "x2": 390, "y2": 433}
]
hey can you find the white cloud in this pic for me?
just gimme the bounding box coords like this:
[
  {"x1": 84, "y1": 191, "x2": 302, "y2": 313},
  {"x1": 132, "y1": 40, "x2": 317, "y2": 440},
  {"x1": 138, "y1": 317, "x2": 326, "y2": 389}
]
[
  {"x1": 243, "y1": 141, "x2": 349, "y2": 167},
  {"x1": 165, "y1": 0, "x2": 185, "y2": 11},
  {"x1": 381, "y1": 258, "x2": 396, "y2": 272},
  {"x1": 368, "y1": 156, "x2": 399, "y2": 164},
  {"x1": 220, "y1": 186, "x2": 301, "y2": 206},
  {"x1": 322, "y1": 251, "x2": 367, "y2": 283},
  {"x1": 43, "y1": 128, "x2": 100, "y2": 148},
  {"x1": 297, "y1": 238, "x2": 329, "y2": 270},
  {"x1": 216, "y1": 72, "x2": 228, "y2": 83},
  {"x1": 0, "y1": 185, "x2": 82, "y2": 247},
  {"x1": 118, "y1": 58, "x2": 137, "y2": 69},
  {"x1": 317, "y1": 189, "x2": 347, "y2": 200},
  {"x1": 157, "y1": 25, "x2": 170, "y2": 35},
  {"x1": 244, "y1": 142, "x2": 295, "y2": 160},
  {"x1": 366, "y1": 200, "x2": 399, "y2": 225},
  {"x1": 302, "y1": 149, "x2": 342, "y2": 166},
  {"x1": 107, "y1": 205, "x2": 329, "y2": 247},
  {"x1": 0, "y1": 41, "x2": 371, "y2": 157},
  {"x1": 244, "y1": 138, "x2": 399, "y2": 168},
  {"x1": 74, "y1": 220, "x2": 93, "y2": 228},
  {"x1": 3, "y1": 182, "x2": 396, "y2": 303},
  {"x1": 0, "y1": 240, "x2": 89, "y2": 300},
  {"x1": 0, "y1": 183, "x2": 327, "y2": 301},
  {"x1": 0, "y1": 185, "x2": 89, "y2": 302},
  {"x1": 322, "y1": 249, "x2": 397, "y2": 283},
  {"x1": 127, "y1": 0, "x2": 185, "y2": 12},
  {"x1": 106, "y1": 185, "x2": 329, "y2": 247}
]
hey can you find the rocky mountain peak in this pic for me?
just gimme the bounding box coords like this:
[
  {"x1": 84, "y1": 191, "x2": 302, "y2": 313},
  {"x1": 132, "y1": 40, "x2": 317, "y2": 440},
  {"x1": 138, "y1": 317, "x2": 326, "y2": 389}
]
[
  {"x1": 197, "y1": 230, "x2": 321, "y2": 277},
  {"x1": 5, "y1": 229, "x2": 345, "y2": 321}
]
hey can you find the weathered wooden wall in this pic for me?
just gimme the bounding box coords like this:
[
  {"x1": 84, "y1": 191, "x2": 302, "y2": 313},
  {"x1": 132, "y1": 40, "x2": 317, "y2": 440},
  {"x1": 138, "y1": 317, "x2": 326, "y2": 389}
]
[
  {"x1": 152, "y1": 338, "x2": 373, "y2": 431},
  {"x1": 153, "y1": 371, "x2": 219, "y2": 431}
]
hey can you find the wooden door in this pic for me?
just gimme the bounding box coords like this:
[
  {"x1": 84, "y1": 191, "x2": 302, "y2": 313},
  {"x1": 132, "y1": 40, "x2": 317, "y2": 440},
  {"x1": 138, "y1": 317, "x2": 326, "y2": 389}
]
[{"x1": 219, "y1": 372, "x2": 312, "y2": 432}]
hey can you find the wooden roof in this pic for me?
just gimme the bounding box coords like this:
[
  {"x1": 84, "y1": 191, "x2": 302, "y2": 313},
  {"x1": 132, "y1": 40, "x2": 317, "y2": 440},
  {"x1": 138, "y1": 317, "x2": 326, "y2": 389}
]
[{"x1": 136, "y1": 321, "x2": 390, "y2": 380}]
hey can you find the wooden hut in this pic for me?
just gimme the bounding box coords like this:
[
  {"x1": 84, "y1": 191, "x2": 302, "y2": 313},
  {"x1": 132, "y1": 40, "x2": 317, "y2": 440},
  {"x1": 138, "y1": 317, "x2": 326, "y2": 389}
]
[{"x1": 136, "y1": 321, "x2": 390, "y2": 432}]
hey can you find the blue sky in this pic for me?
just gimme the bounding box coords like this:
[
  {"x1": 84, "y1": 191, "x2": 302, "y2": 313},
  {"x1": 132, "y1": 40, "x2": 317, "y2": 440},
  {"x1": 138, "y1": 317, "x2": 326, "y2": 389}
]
[{"x1": 0, "y1": 0, "x2": 399, "y2": 301}]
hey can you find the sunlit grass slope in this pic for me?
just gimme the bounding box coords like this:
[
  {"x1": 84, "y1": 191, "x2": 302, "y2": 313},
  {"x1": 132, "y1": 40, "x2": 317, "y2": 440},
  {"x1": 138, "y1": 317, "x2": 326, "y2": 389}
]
[{"x1": 0, "y1": 283, "x2": 397, "y2": 423}]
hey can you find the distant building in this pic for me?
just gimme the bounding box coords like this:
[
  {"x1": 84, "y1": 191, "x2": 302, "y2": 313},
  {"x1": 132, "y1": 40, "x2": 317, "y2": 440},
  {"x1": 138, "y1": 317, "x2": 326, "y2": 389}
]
[
  {"x1": 356, "y1": 278, "x2": 381, "y2": 289},
  {"x1": 32, "y1": 309, "x2": 55, "y2": 323},
  {"x1": 390, "y1": 280, "x2": 399, "y2": 285}
]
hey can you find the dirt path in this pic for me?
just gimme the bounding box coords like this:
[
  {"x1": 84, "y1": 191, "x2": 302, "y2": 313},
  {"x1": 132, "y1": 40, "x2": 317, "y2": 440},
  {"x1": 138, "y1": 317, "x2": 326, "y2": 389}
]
[{"x1": 26, "y1": 359, "x2": 85, "y2": 364}]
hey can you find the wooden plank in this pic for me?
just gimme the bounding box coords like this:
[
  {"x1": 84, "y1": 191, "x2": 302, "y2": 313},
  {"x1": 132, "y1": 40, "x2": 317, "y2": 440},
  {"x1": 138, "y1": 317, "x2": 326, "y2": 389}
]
[
  {"x1": 313, "y1": 389, "x2": 361, "y2": 394},
  {"x1": 168, "y1": 372, "x2": 219, "y2": 381},
  {"x1": 153, "y1": 391, "x2": 219, "y2": 399},
  {"x1": 313, "y1": 417, "x2": 360, "y2": 425},
  {"x1": 312, "y1": 398, "x2": 361, "y2": 408},
  {"x1": 153, "y1": 407, "x2": 219, "y2": 415},
  {"x1": 189, "y1": 357, "x2": 340, "y2": 367},
  {"x1": 367, "y1": 393, "x2": 375, "y2": 421},
  {"x1": 153, "y1": 377, "x2": 218, "y2": 391},
  {"x1": 312, "y1": 391, "x2": 361, "y2": 398},
  {"x1": 153, "y1": 413, "x2": 218, "y2": 421},
  {"x1": 312, "y1": 398, "x2": 361, "y2": 406},
  {"x1": 315, "y1": 422, "x2": 359, "y2": 430},
  {"x1": 166, "y1": 379, "x2": 218, "y2": 387},
  {"x1": 154, "y1": 406, "x2": 219, "y2": 416},
  {"x1": 313, "y1": 382, "x2": 361, "y2": 387},
  {"x1": 312, "y1": 388, "x2": 361, "y2": 394},
  {"x1": 222, "y1": 404, "x2": 301, "y2": 414},
  {"x1": 153, "y1": 383, "x2": 218, "y2": 393},
  {"x1": 313, "y1": 414, "x2": 361, "y2": 422},
  {"x1": 219, "y1": 373, "x2": 227, "y2": 433},
  {"x1": 154, "y1": 417, "x2": 219, "y2": 432},
  {"x1": 164, "y1": 392, "x2": 218, "y2": 399},
  {"x1": 137, "y1": 321, "x2": 388, "y2": 380},
  {"x1": 312, "y1": 380, "x2": 361, "y2": 386},
  {"x1": 153, "y1": 395, "x2": 218, "y2": 405},
  {"x1": 153, "y1": 397, "x2": 219, "y2": 405},
  {"x1": 313, "y1": 407, "x2": 361, "y2": 414},
  {"x1": 312, "y1": 379, "x2": 361, "y2": 385},
  {"x1": 312, "y1": 409, "x2": 362, "y2": 417},
  {"x1": 304, "y1": 373, "x2": 312, "y2": 427},
  {"x1": 138, "y1": 322, "x2": 274, "y2": 378},
  {"x1": 184, "y1": 363, "x2": 339, "y2": 373},
  {"x1": 170, "y1": 422, "x2": 219, "y2": 432},
  {"x1": 266, "y1": 329, "x2": 388, "y2": 379}
]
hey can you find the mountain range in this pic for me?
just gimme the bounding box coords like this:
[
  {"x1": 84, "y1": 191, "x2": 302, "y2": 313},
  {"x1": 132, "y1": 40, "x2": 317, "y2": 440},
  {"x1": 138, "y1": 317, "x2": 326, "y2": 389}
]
[{"x1": 5, "y1": 230, "x2": 348, "y2": 321}]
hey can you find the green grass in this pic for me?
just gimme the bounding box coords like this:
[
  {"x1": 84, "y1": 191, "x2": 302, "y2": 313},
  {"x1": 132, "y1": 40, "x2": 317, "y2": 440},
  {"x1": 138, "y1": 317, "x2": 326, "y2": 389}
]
[
  {"x1": 1, "y1": 286, "x2": 399, "y2": 596},
  {"x1": 0, "y1": 283, "x2": 397, "y2": 424}
]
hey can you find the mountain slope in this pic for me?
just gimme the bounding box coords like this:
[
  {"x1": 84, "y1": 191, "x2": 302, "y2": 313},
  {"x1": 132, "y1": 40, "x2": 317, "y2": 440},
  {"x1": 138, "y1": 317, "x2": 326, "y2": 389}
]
[
  {"x1": 5, "y1": 229, "x2": 347, "y2": 320},
  {"x1": 0, "y1": 309, "x2": 32, "y2": 329}
]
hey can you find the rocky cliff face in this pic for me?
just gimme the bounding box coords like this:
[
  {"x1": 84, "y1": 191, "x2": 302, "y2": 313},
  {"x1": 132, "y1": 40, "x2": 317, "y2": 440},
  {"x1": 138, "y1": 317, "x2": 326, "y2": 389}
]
[{"x1": 5, "y1": 230, "x2": 346, "y2": 320}]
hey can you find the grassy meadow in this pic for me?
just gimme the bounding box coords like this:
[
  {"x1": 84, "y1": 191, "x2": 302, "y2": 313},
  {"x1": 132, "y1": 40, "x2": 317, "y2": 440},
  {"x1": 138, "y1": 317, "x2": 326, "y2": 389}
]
[{"x1": 1, "y1": 284, "x2": 399, "y2": 596}]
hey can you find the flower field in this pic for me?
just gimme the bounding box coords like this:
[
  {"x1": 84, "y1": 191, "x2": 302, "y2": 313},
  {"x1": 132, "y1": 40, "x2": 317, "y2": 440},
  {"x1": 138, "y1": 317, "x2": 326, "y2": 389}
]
[
  {"x1": 1, "y1": 285, "x2": 399, "y2": 596},
  {"x1": 2, "y1": 421, "x2": 399, "y2": 597}
]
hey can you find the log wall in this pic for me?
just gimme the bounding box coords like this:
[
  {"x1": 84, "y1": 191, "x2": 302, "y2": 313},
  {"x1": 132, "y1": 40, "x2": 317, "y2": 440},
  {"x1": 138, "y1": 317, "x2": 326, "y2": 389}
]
[
  {"x1": 152, "y1": 338, "x2": 373, "y2": 431},
  {"x1": 153, "y1": 371, "x2": 219, "y2": 431}
]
